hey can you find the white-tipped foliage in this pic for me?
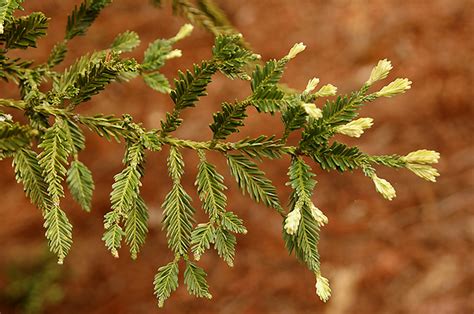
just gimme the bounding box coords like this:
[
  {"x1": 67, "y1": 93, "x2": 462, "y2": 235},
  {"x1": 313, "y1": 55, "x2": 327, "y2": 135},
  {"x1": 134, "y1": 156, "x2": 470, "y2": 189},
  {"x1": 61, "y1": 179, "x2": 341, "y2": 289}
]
[
  {"x1": 371, "y1": 174, "x2": 396, "y2": 200},
  {"x1": 366, "y1": 59, "x2": 393, "y2": 85},
  {"x1": 304, "y1": 77, "x2": 320, "y2": 93},
  {"x1": 314, "y1": 84, "x2": 337, "y2": 97},
  {"x1": 172, "y1": 23, "x2": 194, "y2": 42},
  {"x1": 310, "y1": 203, "x2": 328, "y2": 227},
  {"x1": 335, "y1": 117, "x2": 374, "y2": 138},
  {"x1": 165, "y1": 49, "x2": 182, "y2": 60},
  {"x1": 302, "y1": 102, "x2": 323, "y2": 120},
  {"x1": 287, "y1": 42, "x2": 306, "y2": 59},
  {"x1": 403, "y1": 149, "x2": 440, "y2": 164},
  {"x1": 402, "y1": 149, "x2": 440, "y2": 182},
  {"x1": 284, "y1": 204, "x2": 302, "y2": 235},
  {"x1": 315, "y1": 274, "x2": 331, "y2": 302},
  {"x1": 376, "y1": 78, "x2": 412, "y2": 97},
  {"x1": 406, "y1": 163, "x2": 440, "y2": 182}
]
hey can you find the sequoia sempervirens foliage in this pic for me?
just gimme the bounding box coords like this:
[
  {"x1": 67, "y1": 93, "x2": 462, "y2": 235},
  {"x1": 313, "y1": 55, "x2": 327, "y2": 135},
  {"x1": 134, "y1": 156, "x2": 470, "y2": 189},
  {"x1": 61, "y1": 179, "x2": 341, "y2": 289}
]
[{"x1": 0, "y1": 0, "x2": 440, "y2": 307}]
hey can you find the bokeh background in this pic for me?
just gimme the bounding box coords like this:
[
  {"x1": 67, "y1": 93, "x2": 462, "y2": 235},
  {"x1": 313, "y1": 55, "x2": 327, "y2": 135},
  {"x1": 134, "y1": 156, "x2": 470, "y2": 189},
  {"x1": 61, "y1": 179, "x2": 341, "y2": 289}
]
[{"x1": 1, "y1": 0, "x2": 473, "y2": 313}]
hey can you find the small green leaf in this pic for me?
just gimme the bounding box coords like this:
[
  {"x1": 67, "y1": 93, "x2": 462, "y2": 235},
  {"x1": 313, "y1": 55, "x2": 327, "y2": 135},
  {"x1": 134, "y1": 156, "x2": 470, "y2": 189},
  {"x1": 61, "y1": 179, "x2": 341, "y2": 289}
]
[
  {"x1": 143, "y1": 72, "x2": 171, "y2": 93},
  {"x1": 167, "y1": 146, "x2": 184, "y2": 182},
  {"x1": 78, "y1": 114, "x2": 123, "y2": 142},
  {"x1": 220, "y1": 211, "x2": 247, "y2": 234},
  {"x1": 287, "y1": 157, "x2": 316, "y2": 199},
  {"x1": 1, "y1": 12, "x2": 48, "y2": 49},
  {"x1": 111, "y1": 30, "x2": 140, "y2": 53},
  {"x1": 67, "y1": 160, "x2": 94, "y2": 212},
  {"x1": 251, "y1": 59, "x2": 286, "y2": 92},
  {"x1": 102, "y1": 210, "x2": 123, "y2": 258},
  {"x1": 142, "y1": 38, "x2": 172, "y2": 71},
  {"x1": 195, "y1": 155, "x2": 227, "y2": 219},
  {"x1": 184, "y1": 260, "x2": 212, "y2": 299},
  {"x1": 162, "y1": 183, "x2": 195, "y2": 255},
  {"x1": 153, "y1": 261, "x2": 179, "y2": 308},
  {"x1": 44, "y1": 205, "x2": 73, "y2": 264},
  {"x1": 209, "y1": 102, "x2": 247, "y2": 140},
  {"x1": 310, "y1": 142, "x2": 365, "y2": 172},
  {"x1": 109, "y1": 164, "x2": 142, "y2": 212},
  {"x1": 227, "y1": 154, "x2": 282, "y2": 212},
  {"x1": 47, "y1": 41, "x2": 67, "y2": 68},
  {"x1": 212, "y1": 34, "x2": 257, "y2": 79},
  {"x1": 13, "y1": 148, "x2": 52, "y2": 211},
  {"x1": 170, "y1": 61, "x2": 217, "y2": 110},
  {"x1": 63, "y1": 120, "x2": 85, "y2": 154},
  {"x1": 214, "y1": 228, "x2": 236, "y2": 267},
  {"x1": 191, "y1": 223, "x2": 216, "y2": 261},
  {"x1": 71, "y1": 57, "x2": 138, "y2": 106},
  {"x1": 38, "y1": 120, "x2": 73, "y2": 202},
  {"x1": 0, "y1": 122, "x2": 30, "y2": 152},
  {"x1": 233, "y1": 135, "x2": 283, "y2": 160},
  {"x1": 65, "y1": 0, "x2": 112, "y2": 40},
  {"x1": 321, "y1": 91, "x2": 365, "y2": 127},
  {"x1": 124, "y1": 195, "x2": 148, "y2": 259}
]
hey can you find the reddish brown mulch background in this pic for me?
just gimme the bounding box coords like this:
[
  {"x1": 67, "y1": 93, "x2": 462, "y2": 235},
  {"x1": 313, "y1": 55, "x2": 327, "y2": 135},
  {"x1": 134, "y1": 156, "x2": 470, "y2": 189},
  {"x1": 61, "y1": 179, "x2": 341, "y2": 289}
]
[{"x1": 1, "y1": 0, "x2": 473, "y2": 313}]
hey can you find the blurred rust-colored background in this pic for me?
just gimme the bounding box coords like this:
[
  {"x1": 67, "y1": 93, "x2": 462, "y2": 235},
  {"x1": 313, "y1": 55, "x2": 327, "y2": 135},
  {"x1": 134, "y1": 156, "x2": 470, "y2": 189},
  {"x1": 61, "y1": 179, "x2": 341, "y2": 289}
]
[{"x1": 1, "y1": 0, "x2": 473, "y2": 313}]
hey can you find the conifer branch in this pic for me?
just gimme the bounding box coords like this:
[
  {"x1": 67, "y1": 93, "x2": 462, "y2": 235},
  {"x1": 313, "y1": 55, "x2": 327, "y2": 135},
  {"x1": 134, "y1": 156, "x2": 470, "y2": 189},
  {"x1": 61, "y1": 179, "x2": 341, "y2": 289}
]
[
  {"x1": 284, "y1": 158, "x2": 321, "y2": 272},
  {"x1": 103, "y1": 139, "x2": 145, "y2": 257},
  {"x1": 285, "y1": 204, "x2": 321, "y2": 272},
  {"x1": 63, "y1": 119, "x2": 85, "y2": 155},
  {"x1": 192, "y1": 151, "x2": 246, "y2": 265},
  {"x1": 78, "y1": 114, "x2": 124, "y2": 142},
  {"x1": 282, "y1": 100, "x2": 307, "y2": 140},
  {"x1": 160, "y1": 61, "x2": 217, "y2": 135},
  {"x1": 171, "y1": 61, "x2": 217, "y2": 111},
  {"x1": 0, "y1": 1, "x2": 441, "y2": 306}
]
